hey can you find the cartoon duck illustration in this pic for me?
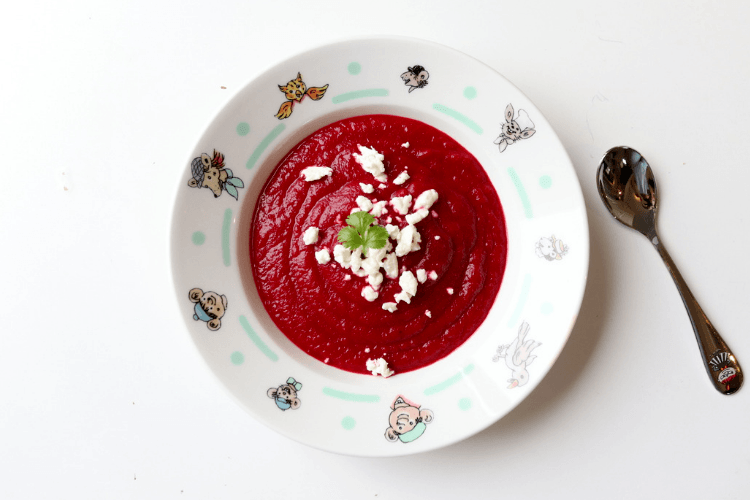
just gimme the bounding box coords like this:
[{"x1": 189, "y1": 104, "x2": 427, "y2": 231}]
[
  {"x1": 400, "y1": 65, "x2": 429, "y2": 92},
  {"x1": 274, "y1": 72, "x2": 329, "y2": 120},
  {"x1": 188, "y1": 150, "x2": 244, "y2": 200},
  {"x1": 493, "y1": 321, "x2": 541, "y2": 388},
  {"x1": 535, "y1": 235, "x2": 569, "y2": 261}
]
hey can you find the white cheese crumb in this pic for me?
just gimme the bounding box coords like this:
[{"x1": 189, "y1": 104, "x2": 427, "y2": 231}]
[
  {"x1": 356, "y1": 195, "x2": 373, "y2": 212},
  {"x1": 364, "y1": 348, "x2": 370, "y2": 353},
  {"x1": 390, "y1": 195, "x2": 412, "y2": 215},
  {"x1": 385, "y1": 224, "x2": 400, "y2": 240},
  {"x1": 401, "y1": 142, "x2": 410, "y2": 148},
  {"x1": 343, "y1": 275, "x2": 351, "y2": 281},
  {"x1": 360, "y1": 183, "x2": 374, "y2": 193},
  {"x1": 368, "y1": 271, "x2": 383, "y2": 289},
  {"x1": 362, "y1": 286, "x2": 379, "y2": 302},
  {"x1": 315, "y1": 249, "x2": 331, "y2": 264},
  {"x1": 416, "y1": 269, "x2": 427, "y2": 283},
  {"x1": 382, "y1": 302, "x2": 398, "y2": 313},
  {"x1": 414, "y1": 189, "x2": 439, "y2": 211},
  {"x1": 361, "y1": 254, "x2": 382, "y2": 277},
  {"x1": 378, "y1": 183, "x2": 387, "y2": 189},
  {"x1": 393, "y1": 171, "x2": 410, "y2": 185},
  {"x1": 425, "y1": 310, "x2": 432, "y2": 318},
  {"x1": 395, "y1": 224, "x2": 420, "y2": 257},
  {"x1": 333, "y1": 245, "x2": 352, "y2": 269},
  {"x1": 353, "y1": 145, "x2": 387, "y2": 182},
  {"x1": 382, "y1": 253, "x2": 399, "y2": 279},
  {"x1": 434, "y1": 235, "x2": 440, "y2": 240},
  {"x1": 366, "y1": 357, "x2": 394, "y2": 377},
  {"x1": 370, "y1": 200, "x2": 387, "y2": 217},
  {"x1": 405, "y1": 208, "x2": 429, "y2": 225},
  {"x1": 394, "y1": 291, "x2": 412, "y2": 304},
  {"x1": 303, "y1": 226, "x2": 319, "y2": 245},
  {"x1": 399, "y1": 271, "x2": 418, "y2": 296},
  {"x1": 350, "y1": 247, "x2": 363, "y2": 273},
  {"x1": 429, "y1": 270, "x2": 438, "y2": 280},
  {"x1": 301, "y1": 166, "x2": 332, "y2": 181},
  {"x1": 447, "y1": 287, "x2": 454, "y2": 295},
  {"x1": 324, "y1": 357, "x2": 329, "y2": 363}
]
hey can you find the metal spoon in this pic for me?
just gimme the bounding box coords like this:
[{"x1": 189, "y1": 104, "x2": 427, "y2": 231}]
[{"x1": 597, "y1": 146, "x2": 742, "y2": 395}]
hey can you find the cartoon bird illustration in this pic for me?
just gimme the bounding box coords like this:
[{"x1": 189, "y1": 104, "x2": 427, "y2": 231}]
[
  {"x1": 400, "y1": 65, "x2": 429, "y2": 92},
  {"x1": 275, "y1": 72, "x2": 329, "y2": 120},
  {"x1": 494, "y1": 321, "x2": 541, "y2": 388}
]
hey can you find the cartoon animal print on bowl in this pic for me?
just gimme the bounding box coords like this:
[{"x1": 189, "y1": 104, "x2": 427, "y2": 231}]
[
  {"x1": 385, "y1": 395, "x2": 434, "y2": 443},
  {"x1": 494, "y1": 103, "x2": 536, "y2": 152},
  {"x1": 267, "y1": 377, "x2": 303, "y2": 411},
  {"x1": 535, "y1": 235, "x2": 569, "y2": 261},
  {"x1": 188, "y1": 287, "x2": 228, "y2": 331},
  {"x1": 274, "y1": 72, "x2": 329, "y2": 120},
  {"x1": 492, "y1": 321, "x2": 541, "y2": 388},
  {"x1": 188, "y1": 150, "x2": 245, "y2": 200},
  {"x1": 400, "y1": 65, "x2": 429, "y2": 93}
]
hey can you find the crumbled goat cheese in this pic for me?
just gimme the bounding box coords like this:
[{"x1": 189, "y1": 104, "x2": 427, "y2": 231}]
[
  {"x1": 333, "y1": 245, "x2": 352, "y2": 268},
  {"x1": 382, "y1": 302, "x2": 398, "y2": 313},
  {"x1": 399, "y1": 271, "x2": 418, "y2": 296},
  {"x1": 368, "y1": 271, "x2": 384, "y2": 289},
  {"x1": 361, "y1": 286, "x2": 379, "y2": 302},
  {"x1": 303, "y1": 226, "x2": 319, "y2": 245},
  {"x1": 350, "y1": 247, "x2": 363, "y2": 274},
  {"x1": 353, "y1": 145, "x2": 387, "y2": 182},
  {"x1": 382, "y1": 252, "x2": 399, "y2": 279},
  {"x1": 356, "y1": 196, "x2": 373, "y2": 212},
  {"x1": 434, "y1": 235, "x2": 440, "y2": 240},
  {"x1": 429, "y1": 270, "x2": 438, "y2": 280},
  {"x1": 370, "y1": 200, "x2": 387, "y2": 217},
  {"x1": 301, "y1": 166, "x2": 332, "y2": 181},
  {"x1": 425, "y1": 310, "x2": 432, "y2": 318},
  {"x1": 401, "y1": 142, "x2": 410, "y2": 148},
  {"x1": 390, "y1": 195, "x2": 412, "y2": 215},
  {"x1": 378, "y1": 183, "x2": 387, "y2": 189},
  {"x1": 364, "y1": 348, "x2": 370, "y2": 353},
  {"x1": 446, "y1": 288, "x2": 454, "y2": 295},
  {"x1": 393, "y1": 171, "x2": 410, "y2": 185},
  {"x1": 394, "y1": 291, "x2": 412, "y2": 304},
  {"x1": 405, "y1": 208, "x2": 429, "y2": 225},
  {"x1": 414, "y1": 189, "x2": 439, "y2": 211},
  {"x1": 385, "y1": 224, "x2": 401, "y2": 240},
  {"x1": 395, "y1": 224, "x2": 420, "y2": 257},
  {"x1": 360, "y1": 183, "x2": 374, "y2": 193},
  {"x1": 315, "y1": 249, "x2": 331, "y2": 264},
  {"x1": 343, "y1": 275, "x2": 351, "y2": 281},
  {"x1": 416, "y1": 269, "x2": 427, "y2": 283},
  {"x1": 366, "y1": 357, "x2": 394, "y2": 377}
]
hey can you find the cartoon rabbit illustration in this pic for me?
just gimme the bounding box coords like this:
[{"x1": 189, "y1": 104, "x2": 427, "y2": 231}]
[
  {"x1": 493, "y1": 321, "x2": 541, "y2": 388},
  {"x1": 494, "y1": 103, "x2": 536, "y2": 152}
]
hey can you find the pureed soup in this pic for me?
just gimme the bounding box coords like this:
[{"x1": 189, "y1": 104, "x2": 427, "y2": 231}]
[{"x1": 250, "y1": 115, "x2": 507, "y2": 375}]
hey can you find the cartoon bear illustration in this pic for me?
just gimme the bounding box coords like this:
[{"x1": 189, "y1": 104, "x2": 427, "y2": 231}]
[
  {"x1": 267, "y1": 377, "x2": 302, "y2": 411},
  {"x1": 188, "y1": 150, "x2": 244, "y2": 200},
  {"x1": 494, "y1": 103, "x2": 536, "y2": 152},
  {"x1": 535, "y1": 235, "x2": 569, "y2": 261},
  {"x1": 385, "y1": 395, "x2": 434, "y2": 443},
  {"x1": 188, "y1": 287, "x2": 228, "y2": 331},
  {"x1": 400, "y1": 65, "x2": 429, "y2": 93}
]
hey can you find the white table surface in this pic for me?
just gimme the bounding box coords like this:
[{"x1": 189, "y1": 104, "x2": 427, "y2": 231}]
[{"x1": 3, "y1": 1, "x2": 749, "y2": 498}]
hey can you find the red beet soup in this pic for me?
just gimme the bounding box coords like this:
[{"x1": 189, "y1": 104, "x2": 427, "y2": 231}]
[{"x1": 250, "y1": 115, "x2": 507, "y2": 375}]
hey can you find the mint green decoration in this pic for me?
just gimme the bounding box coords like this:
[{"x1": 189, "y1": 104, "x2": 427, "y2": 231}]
[
  {"x1": 347, "y1": 62, "x2": 362, "y2": 75},
  {"x1": 424, "y1": 364, "x2": 475, "y2": 396},
  {"x1": 222, "y1": 209, "x2": 232, "y2": 267},
  {"x1": 458, "y1": 398, "x2": 472, "y2": 411},
  {"x1": 463, "y1": 86, "x2": 477, "y2": 99},
  {"x1": 191, "y1": 231, "x2": 206, "y2": 246},
  {"x1": 239, "y1": 315, "x2": 279, "y2": 361},
  {"x1": 322, "y1": 387, "x2": 380, "y2": 403},
  {"x1": 236, "y1": 122, "x2": 250, "y2": 136},
  {"x1": 541, "y1": 302, "x2": 554, "y2": 315},
  {"x1": 246, "y1": 123, "x2": 285, "y2": 169},
  {"x1": 463, "y1": 364, "x2": 475, "y2": 375},
  {"x1": 539, "y1": 175, "x2": 552, "y2": 189},
  {"x1": 507, "y1": 167, "x2": 533, "y2": 219},
  {"x1": 332, "y1": 89, "x2": 389, "y2": 104},
  {"x1": 341, "y1": 416, "x2": 356, "y2": 430},
  {"x1": 508, "y1": 273, "x2": 533, "y2": 328},
  {"x1": 230, "y1": 351, "x2": 245, "y2": 365},
  {"x1": 432, "y1": 103, "x2": 483, "y2": 134}
]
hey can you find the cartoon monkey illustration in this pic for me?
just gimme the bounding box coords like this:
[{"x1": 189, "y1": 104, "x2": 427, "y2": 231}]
[
  {"x1": 385, "y1": 395, "x2": 434, "y2": 443},
  {"x1": 188, "y1": 288, "x2": 228, "y2": 331},
  {"x1": 274, "y1": 72, "x2": 329, "y2": 120},
  {"x1": 400, "y1": 65, "x2": 429, "y2": 93},
  {"x1": 494, "y1": 103, "x2": 536, "y2": 152},
  {"x1": 267, "y1": 377, "x2": 303, "y2": 411}
]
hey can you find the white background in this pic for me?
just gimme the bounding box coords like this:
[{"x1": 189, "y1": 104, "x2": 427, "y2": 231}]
[{"x1": 2, "y1": 0, "x2": 749, "y2": 498}]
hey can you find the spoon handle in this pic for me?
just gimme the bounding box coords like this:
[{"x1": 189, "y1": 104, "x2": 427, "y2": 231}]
[{"x1": 650, "y1": 235, "x2": 743, "y2": 394}]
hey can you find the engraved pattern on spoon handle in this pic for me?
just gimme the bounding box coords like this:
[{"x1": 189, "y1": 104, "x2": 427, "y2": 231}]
[{"x1": 651, "y1": 235, "x2": 743, "y2": 395}]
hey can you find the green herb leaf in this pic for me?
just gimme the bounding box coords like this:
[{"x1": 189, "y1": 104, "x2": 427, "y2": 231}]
[{"x1": 338, "y1": 211, "x2": 388, "y2": 255}]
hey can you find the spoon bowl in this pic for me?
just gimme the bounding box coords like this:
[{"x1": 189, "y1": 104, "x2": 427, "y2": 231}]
[{"x1": 597, "y1": 146, "x2": 742, "y2": 395}]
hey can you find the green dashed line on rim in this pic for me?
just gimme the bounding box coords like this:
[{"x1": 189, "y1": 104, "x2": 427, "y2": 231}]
[
  {"x1": 221, "y1": 208, "x2": 232, "y2": 267},
  {"x1": 432, "y1": 103, "x2": 483, "y2": 134},
  {"x1": 331, "y1": 88, "x2": 389, "y2": 103},
  {"x1": 239, "y1": 315, "x2": 279, "y2": 362},
  {"x1": 507, "y1": 273, "x2": 532, "y2": 328},
  {"x1": 423, "y1": 364, "x2": 476, "y2": 396},
  {"x1": 246, "y1": 123, "x2": 285, "y2": 169},
  {"x1": 322, "y1": 387, "x2": 380, "y2": 403},
  {"x1": 507, "y1": 167, "x2": 533, "y2": 219}
]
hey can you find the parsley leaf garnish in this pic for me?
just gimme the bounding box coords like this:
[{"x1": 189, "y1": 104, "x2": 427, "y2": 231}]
[{"x1": 337, "y1": 211, "x2": 388, "y2": 256}]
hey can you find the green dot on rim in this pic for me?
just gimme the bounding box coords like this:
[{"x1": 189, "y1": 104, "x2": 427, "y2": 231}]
[
  {"x1": 341, "y1": 416, "x2": 356, "y2": 430},
  {"x1": 540, "y1": 175, "x2": 552, "y2": 189},
  {"x1": 463, "y1": 86, "x2": 477, "y2": 99},
  {"x1": 458, "y1": 398, "x2": 472, "y2": 410},
  {"x1": 236, "y1": 122, "x2": 250, "y2": 136},
  {"x1": 230, "y1": 351, "x2": 244, "y2": 365},
  {"x1": 191, "y1": 231, "x2": 206, "y2": 245},
  {"x1": 347, "y1": 62, "x2": 362, "y2": 75}
]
